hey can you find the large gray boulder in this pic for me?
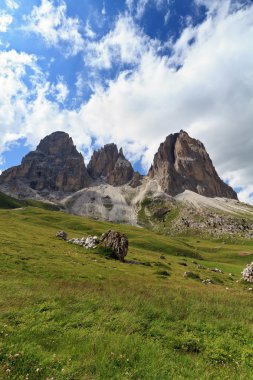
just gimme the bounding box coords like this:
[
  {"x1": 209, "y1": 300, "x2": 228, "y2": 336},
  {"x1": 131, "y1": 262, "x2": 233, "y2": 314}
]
[{"x1": 101, "y1": 230, "x2": 128, "y2": 261}]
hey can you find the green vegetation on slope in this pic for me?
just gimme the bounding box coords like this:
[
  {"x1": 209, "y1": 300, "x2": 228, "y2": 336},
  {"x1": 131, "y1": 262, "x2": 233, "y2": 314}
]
[
  {"x1": 0, "y1": 192, "x2": 60, "y2": 211},
  {"x1": 0, "y1": 207, "x2": 253, "y2": 379},
  {"x1": 0, "y1": 192, "x2": 24, "y2": 209}
]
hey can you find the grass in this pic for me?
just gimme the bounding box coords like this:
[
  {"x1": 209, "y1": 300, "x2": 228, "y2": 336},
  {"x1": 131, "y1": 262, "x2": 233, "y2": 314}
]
[
  {"x1": 0, "y1": 206, "x2": 253, "y2": 379},
  {"x1": 0, "y1": 191, "x2": 60, "y2": 211}
]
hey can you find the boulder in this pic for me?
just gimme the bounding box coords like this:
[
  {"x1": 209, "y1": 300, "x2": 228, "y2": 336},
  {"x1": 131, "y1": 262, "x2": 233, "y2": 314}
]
[
  {"x1": 242, "y1": 262, "x2": 253, "y2": 282},
  {"x1": 100, "y1": 230, "x2": 128, "y2": 261}
]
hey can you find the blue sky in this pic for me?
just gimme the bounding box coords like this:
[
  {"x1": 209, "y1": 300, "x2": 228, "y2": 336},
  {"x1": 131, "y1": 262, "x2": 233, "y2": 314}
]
[{"x1": 0, "y1": 0, "x2": 253, "y2": 203}]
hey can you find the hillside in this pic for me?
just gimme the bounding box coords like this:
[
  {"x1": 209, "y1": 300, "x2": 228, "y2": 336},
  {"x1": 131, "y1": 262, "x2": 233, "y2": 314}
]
[{"x1": 0, "y1": 206, "x2": 253, "y2": 379}]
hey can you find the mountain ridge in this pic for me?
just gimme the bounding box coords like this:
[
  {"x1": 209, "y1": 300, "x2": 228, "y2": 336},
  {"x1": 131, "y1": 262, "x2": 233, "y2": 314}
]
[
  {"x1": 0, "y1": 130, "x2": 252, "y2": 238},
  {"x1": 0, "y1": 129, "x2": 237, "y2": 200}
]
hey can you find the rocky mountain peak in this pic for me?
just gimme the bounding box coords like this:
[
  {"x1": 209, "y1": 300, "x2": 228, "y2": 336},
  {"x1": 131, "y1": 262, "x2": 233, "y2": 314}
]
[
  {"x1": 87, "y1": 144, "x2": 135, "y2": 186},
  {"x1": 149, "y1": 131, "x2": 237, "y2": 199},
  {"x1": 0, "y1": 131, "x2": 91, "y2": 193},
  {"x1": 36, "y1": 131, "x2": 76, "y2": 157}
]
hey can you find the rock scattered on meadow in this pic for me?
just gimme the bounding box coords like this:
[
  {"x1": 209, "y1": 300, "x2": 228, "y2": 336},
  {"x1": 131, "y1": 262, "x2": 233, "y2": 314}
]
[
  {"x1": 101, "y1": 230, "x2": 128, "y2": 261},
  {"x1": 242, "y1": 262, "x2": 253, "y2": 282},
  {"x1": 56, "y1": 230, "x2": 68, "y2": 240},
  {"x1": 202, "y1": 279, "x2": 213, "y2": 285},
  {"x1": 210, "y1": 268, "x2": 224, "y2": 274},
  {"x1": 68, "y1": 236, "x2": 99, "y2": 249}
]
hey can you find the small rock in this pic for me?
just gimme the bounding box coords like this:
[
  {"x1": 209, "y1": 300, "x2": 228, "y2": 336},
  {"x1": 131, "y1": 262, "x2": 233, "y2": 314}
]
[
  {"x1": 56, "y1": 231, "x2": 68, "y2": 241},
  {"x1": 210, "y1": 268, "x2": 224, "y2": 274},
  {"x1": 197, "y1": 264, "x2": 206, "y2": 269},
  {"x1": 202, "y1": 279, "x2": 213, "y2": 285},
  {"x1": 68, "y1": 235, "x2": 100, "y2": 248},
  {"x1": 178, "y1": 262, "x2": 187, "y2": 266}
]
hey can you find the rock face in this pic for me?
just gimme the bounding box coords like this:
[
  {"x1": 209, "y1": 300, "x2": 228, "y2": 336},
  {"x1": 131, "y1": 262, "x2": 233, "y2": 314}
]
[
  {"x1": 0, "y1": 132, "x2": 91, "y2": 193},
  {"x1": 148, "y1": 130, "x2": 237, "y2": 199},
  {"x1": 87, "y1": 144, "x2": 134, "y2": 186}
]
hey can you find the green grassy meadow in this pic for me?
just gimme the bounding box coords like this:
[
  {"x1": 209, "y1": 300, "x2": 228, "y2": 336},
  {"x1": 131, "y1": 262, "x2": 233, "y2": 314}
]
[{"x1": 0, "y1": 199, "x2": 253, "y2": 379}]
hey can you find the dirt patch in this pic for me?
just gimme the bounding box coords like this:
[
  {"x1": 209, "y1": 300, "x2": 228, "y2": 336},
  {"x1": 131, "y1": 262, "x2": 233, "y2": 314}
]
[{"x1": 239, "y1": 252, "x2": 253, "y2": 256}]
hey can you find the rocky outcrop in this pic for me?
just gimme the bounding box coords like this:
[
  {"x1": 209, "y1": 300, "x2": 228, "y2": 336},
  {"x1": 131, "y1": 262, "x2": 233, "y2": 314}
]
[
  {"x1": 68, "y1": 235, "x2": 99, "y2": 249},
  {"x1": 88, "y1": 144, "x2": 134, "y2": 186},
  {"x1": 101, "y1": 230, "x2": 128, "y2": 261},
  {"x1": 242, "y1": 262, "x2": 253, "y2": 283},
  {"x1": 149, "y1": 130, "x2": 237, "y2": 199},
  {"x1": 0, "y1": 132, "x2": 91, "y2": 193},
  {"x1": 56, "y1": 230, "x2": 68, "y2": 240},
  {"x1": 129, "y1": 172, "x2": 143, "y2": 188}
]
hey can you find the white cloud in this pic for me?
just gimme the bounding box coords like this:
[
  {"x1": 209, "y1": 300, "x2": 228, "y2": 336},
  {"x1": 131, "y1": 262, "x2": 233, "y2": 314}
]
[
  {"x1": 23, "y1": 0, "x2": 84, "y2": 56},
  {"x1": 85, "y1": 15, "x2": 155, "y2": 69},
  {"x1": 5, "y1": 0, "x2": 19, "y2": 10},
  {"x1": 1, "y1": 1, "x2": 253, "y2": 204},
  {"x1": 50, "y1": 78, "x2": 69, "y2": 103},
  {"x1": 127, "y1": 0, "x2": 170, "y2": 19},
  {"x1": 84, "y1": 21, "x2": 96, "y2": 39},
  {"x1": 0, "y1": 11, "x2": 13, "y2": 32},
  {"x1": 0, "y1": 49, "x2": 43, "y2": 152},
  {"x1": 102, "y1": 1, "x2": 106, "y2": 16},
  {"x1": 80, "y1": 2, "x2": 253, "y2": 203}
]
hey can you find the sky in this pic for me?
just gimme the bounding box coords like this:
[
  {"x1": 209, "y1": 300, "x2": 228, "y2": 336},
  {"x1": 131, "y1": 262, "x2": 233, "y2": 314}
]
[{"x1": 0, "y1": 0, "x2": 253, "y2": 204}]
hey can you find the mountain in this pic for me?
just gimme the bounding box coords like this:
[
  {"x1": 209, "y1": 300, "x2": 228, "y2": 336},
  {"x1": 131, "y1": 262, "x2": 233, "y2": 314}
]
[
  {"x1": 0, "y1": 129, "x2": 236, "y2": 199},
  {"x1": 148, "y1": 130, "x2": 237, "y2": 199},
  {"x1": 0, "y1": 132, "x2": 91, "y2": 194},
  {"x1": 87, "y1": 144, "x2": 135, "y2": 186},
  {"x1": 1, "y1": 129, "x2": 251, "y2": 239}
]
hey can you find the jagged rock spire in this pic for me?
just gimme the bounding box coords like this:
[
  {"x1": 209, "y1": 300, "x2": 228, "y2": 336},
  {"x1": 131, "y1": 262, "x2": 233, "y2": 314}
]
[
  {"x1": 148, "y1": 130, "x2": 237, "y2": 199},
  {"x1": 87, "y1": 144, "x2": 134, "y2": 186}
]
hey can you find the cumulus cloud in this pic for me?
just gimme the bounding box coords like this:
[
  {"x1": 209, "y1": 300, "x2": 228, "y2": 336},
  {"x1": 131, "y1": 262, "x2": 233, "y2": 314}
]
[
  {"x1": 81, "y1": 2, "x2": 253, "y2": 203},
  {"x1": 50, "y1": 78, "x2": 69, "y2": 103},
  {"x1": 0, "y1": 1, "x2": 253, "y2": 204},
  {"x1": 5, "y1": 0, "x2": 19, "y2": 10},
  {"x1": 126, "y1": 0, "x2": 170, "y2": 19},
  {"x1": 23, "y1": 0, "x2": 84, "y2": 56},
  {"x1": 0, "y1": 49, "x2": 42, "y2": 152},
  {"x1": 0, "y1": 11, "x2": 13, "y2": 32},
  {"x1": 85, "y1": 15, "x2": 155, "y2": 69},
  {"x1": 84, "y1": 21, "x2": 96, "y2": 40}
]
